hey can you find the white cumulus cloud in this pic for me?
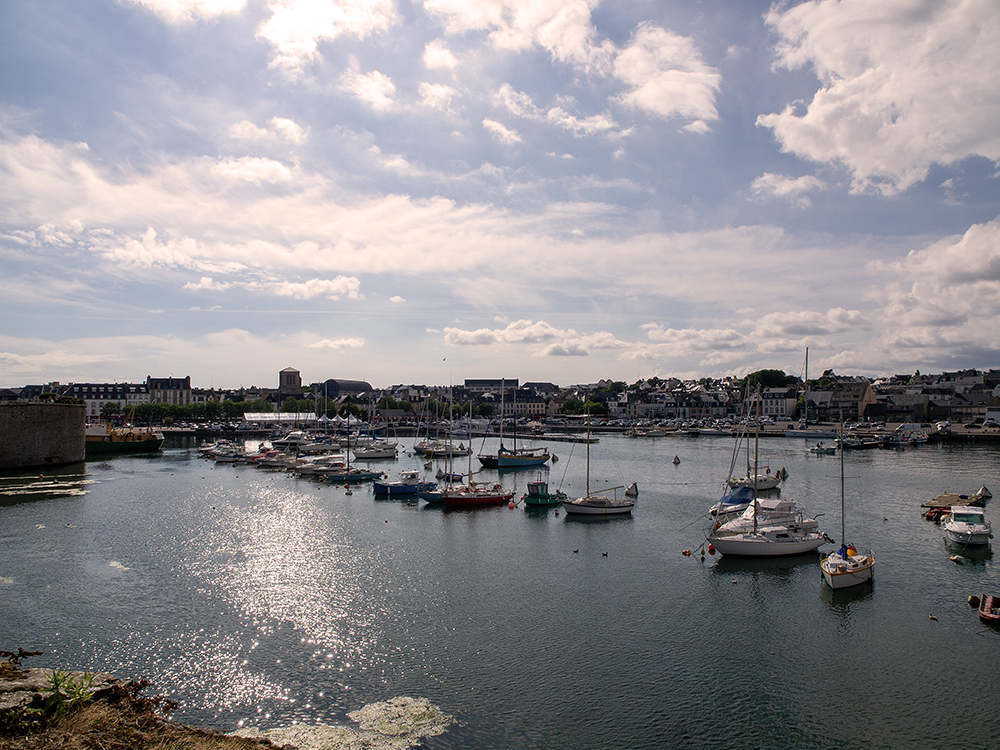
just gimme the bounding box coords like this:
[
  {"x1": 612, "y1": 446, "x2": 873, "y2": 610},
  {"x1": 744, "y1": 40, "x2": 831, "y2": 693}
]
[
  {"x1": 274, "y1": 277, "x2": 363, "y2": 300},
  {"x1": 341, "y1": 69, "x2": 397, "y2": 112},
  {"x1": 758, "y1": 0, "x2": 1000, "y2": 195}
]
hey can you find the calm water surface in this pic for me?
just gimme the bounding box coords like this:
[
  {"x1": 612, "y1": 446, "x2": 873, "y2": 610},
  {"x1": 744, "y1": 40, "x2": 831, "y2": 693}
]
[{"x1": 2, "y1": 433, "x2": 999, "y2": 749}]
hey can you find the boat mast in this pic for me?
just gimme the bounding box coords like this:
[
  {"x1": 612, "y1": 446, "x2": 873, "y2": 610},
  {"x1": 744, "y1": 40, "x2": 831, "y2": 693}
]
[
  {"x1": 586, "y1": 410, "x2": 591, "y2": 498},
  {"x1": 752, "y1": 385, "x2": 760, "y2": 534},
  {"x1": 839, "y1": 422, "x2": 846, "y2": 545},
  {"x1": 804, "y1": 347, "x2": 809, "y2": 425}
]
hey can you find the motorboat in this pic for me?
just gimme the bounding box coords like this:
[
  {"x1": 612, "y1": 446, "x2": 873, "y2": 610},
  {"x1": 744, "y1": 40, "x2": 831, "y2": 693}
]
[
  {"x1": 942, "y1": 506, "x2": 993, "y2": 547},
  {"x1": 521, "y1": 479, "x2": 566, "y2": 507},
  {"x1": 374, "y1": 469, "x2": 436, "y2": 495},
  {"x1": 808, "y1": 443, "x2": 837, "y2": 455}
]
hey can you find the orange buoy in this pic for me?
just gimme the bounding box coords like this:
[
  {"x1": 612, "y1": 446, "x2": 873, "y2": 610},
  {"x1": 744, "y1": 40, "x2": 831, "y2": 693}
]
[
  {"x1": 508, "y1": 501, "x2": 515, "y2": 509},
  {"x1": 708, "y1": 544, "x2": 716, "y2": 555},
  {"x1": 682, "y1": 549, "x2": 691, "y2": 556}
]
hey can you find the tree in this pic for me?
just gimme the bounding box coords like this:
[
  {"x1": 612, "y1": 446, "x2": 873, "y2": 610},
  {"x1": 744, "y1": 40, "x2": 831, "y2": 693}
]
[
  {"x1": 100, "y1": 402, "x2": 122, "y2": 418},
  {"x1": 743, "y1": 369, "x2": 797, "y2": 390}
]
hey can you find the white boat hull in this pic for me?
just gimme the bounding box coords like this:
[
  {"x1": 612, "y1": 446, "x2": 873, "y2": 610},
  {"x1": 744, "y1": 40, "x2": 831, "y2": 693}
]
[
  {"x1": 710, "y1": 530, "x2": 827, "y2": 557},
  {"x1": 563, "y1": 497, "x2": 634, "y2": 516},
  {"x1": 944, "y1": 529, "x2": 992, "y2": 546},
  {"x1": 728, "y1": 475, "x2": 782, "y2": 490},
  {"x1": 821, "y1": 550, "x2": 874, "y2": 589}
]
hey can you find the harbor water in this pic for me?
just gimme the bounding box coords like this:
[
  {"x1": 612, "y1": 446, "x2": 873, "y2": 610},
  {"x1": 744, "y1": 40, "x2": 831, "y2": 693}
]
[{"x1": 2, "y1": 432, "x2": 999, "y2": 749}]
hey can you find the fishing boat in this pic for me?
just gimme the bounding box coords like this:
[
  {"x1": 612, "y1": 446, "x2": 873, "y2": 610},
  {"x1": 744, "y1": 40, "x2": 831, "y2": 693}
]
[
  {"x1": 941, "y1": 506, "x2": 993, "y2": 548},
  {"x1": 85, "y1": 422, "x2": 164, "y2": 456},
  {"x1": 978, "y1": 594, "x2": 1000, "y2": 626},
  {"x1": 373, "y1": 469, "x2": 436, "y2": 496},
  {"x1": 821, "y1": 429, "x2": 874, "y2": 589},
  {"x1": 521, "y1": 479, "x2": 566, "y2": 507},
  {"x1": 562, "y1": 415, "x2": 634, "y2": 517}
]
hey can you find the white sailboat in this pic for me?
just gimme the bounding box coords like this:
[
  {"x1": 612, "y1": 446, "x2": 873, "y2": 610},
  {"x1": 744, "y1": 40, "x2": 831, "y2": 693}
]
[
  {"x1": 821, "y1": 427, "x2": 875, "y2": 588},
  {"x1": 709, "y1": 387, "x2": 827, "y2": 556},
  {"x1": 562, "y1": 413, "x2": 634, "y2": 517}
]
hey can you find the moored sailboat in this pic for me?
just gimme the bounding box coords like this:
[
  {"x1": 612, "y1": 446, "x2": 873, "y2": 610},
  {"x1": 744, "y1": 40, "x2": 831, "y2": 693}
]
[
  {"x1": 821, "y1": 428, "x2": 874, "y2": 589},
  {"x1": 562, "y1": 414, "x2": 634, "y2": 517},
  {"x1": 708, "y1": 387, "x2": 826, "y2": 556}
]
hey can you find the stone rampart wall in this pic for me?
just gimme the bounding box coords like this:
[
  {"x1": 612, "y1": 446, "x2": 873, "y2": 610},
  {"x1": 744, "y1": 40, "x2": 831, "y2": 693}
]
[{"x1": 0, "y1": 403, "x2": 85, "y2": 469}]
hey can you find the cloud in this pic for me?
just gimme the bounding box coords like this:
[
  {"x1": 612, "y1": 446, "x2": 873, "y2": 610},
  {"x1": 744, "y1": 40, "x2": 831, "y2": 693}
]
[
  {"x1": 125, "y1": 0, "x2": 246, "y2": 22},
  {"x1": 308, "y1": 337, "x2": 365, "y2": 350},
  {"x1": 493, "y1": 84, "x2": 623, "y2": 137},
  {"x1": 268, "y1": 117, "x2": 307, "y2": 144},
  {"x1": 751, "y1": 172, "x2": 827, "y2": 207},
  {"x1": 482, "y1": 118, "x2": 522, "y2": 144},
  {"x1": 258, "y1": 0, "x2": 399, "y2": 73},
  {"x1": 613, "y1": 23, "x2": 721, "y2": 124},
  {"x1": 340, "y1": 69, "x2": 397, "y2": 112},
  {"x1": 752, "y1": 309, "x2": 868, "y2": 339},
  {"x1": 211, "y1": 156, "x2": 294, "y2": 184},
  {"x1": 274, "y1": 277, "x2": 363, "y2": 300},
  {"x1": 229, "y1": 117, "x2": 306, "y2": 144},
  {"x1": 758, "y1": 0, "x2": 1000, "y2": 195},
  {"x1": 423, "y1": 0, "x2": 614, "y2": 74},
  {"x1": 419, "y1": 83, "x2": 457, "y2": 112},
  {"x1": 183, "y1": 276, "x2": 231, "y2": 291},
  {"x1": 423, "y1": 39, "x2": 458, "y2": 70}
]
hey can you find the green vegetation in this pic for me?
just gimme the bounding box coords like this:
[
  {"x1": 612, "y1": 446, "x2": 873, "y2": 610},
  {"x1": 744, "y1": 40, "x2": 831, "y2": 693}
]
[{"x1": 742, "y1": 369, "x2": 799, "y2": 390}]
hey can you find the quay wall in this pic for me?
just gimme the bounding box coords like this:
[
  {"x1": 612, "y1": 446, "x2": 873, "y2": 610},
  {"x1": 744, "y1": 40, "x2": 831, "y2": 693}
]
[{"x1": 0, "y1": 403, "x2": 85, "y2": 469}]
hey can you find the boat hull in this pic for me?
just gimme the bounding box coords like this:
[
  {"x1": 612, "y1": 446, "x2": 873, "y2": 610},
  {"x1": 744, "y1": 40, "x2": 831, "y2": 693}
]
[
  {"x1": 821, "y1": 549, "x2": 875, "y2": 589},
  {"x1": 710, "y1": 531, "x2": 827, "y2": 557},
  {"x1": 497, "y1": 454, "x2": 549, "y2": 468},
  {"x1": 442, "y1": 492, "x2": 513, "y2": 506},
  {"x1": 979, "y1": 594, "x2": 1000, "y2": 625},
  {"x1": 562, "y1": 497, "x2": 634, "y2": 516},
  {"x1": 944, "y1": 529, "x2": 992, "y2": 547},
  {"x1": 373, "y1": 481, "x2": 436, "y2": 495}
]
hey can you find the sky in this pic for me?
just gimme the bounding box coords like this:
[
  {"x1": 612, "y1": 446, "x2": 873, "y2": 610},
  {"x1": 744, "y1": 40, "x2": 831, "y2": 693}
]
[{"x1": 2, "y1": 0, "x2": 999, "y2": 390}]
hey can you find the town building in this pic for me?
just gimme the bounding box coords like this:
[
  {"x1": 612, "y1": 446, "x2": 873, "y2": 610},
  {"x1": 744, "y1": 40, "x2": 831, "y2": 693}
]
[{"x1": 147, "y1": 376, "x2": 192, "y2": 406}]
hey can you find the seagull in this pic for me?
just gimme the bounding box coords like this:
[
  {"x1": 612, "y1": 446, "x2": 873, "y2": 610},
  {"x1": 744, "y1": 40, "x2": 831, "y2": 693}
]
[{"x1": 929, "y1": 614, "x2": 938, "y2": 621}]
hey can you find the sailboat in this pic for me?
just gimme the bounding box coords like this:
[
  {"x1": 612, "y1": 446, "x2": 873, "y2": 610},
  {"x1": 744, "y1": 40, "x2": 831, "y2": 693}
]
[
  {"x1": 708, "y1": 388, "x2": 827, "y2": 556},
  {"x1": 442, "y1": 395, "x2": 513, "y2": 507},
  {"x1": 820, "y1": 427, "x2": 875, "y2": 588},
  {"x1": 562, "y1": 413, "x2": 634, "y2": 517}
]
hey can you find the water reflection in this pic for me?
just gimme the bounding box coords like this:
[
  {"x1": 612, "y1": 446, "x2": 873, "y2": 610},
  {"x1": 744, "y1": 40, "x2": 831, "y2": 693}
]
[
  {"x1": 819, "y1": 579, "x2": 875, "y2": 612},
  {"x1": 709, "y1": 552, "x2": 821, "y2": 579},
  {"x1": 0, "y1": 464, "x2": 93, "y2": 505},
  {"x1": 175, "y1": 479, "x2": 394, "y2": 676}
]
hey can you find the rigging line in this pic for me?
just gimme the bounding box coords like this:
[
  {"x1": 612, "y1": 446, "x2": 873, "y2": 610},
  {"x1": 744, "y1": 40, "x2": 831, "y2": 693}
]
[{"x1": 554, "y1": 441, "x2": 576, "y2": 492}]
